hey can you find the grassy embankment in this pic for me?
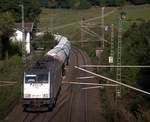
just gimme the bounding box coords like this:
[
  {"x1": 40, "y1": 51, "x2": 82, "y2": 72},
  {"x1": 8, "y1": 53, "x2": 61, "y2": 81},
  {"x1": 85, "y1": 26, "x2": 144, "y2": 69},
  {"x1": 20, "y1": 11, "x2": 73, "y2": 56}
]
[{"x1": 0, "y1": 56, "x2": 24, "y2": 120}]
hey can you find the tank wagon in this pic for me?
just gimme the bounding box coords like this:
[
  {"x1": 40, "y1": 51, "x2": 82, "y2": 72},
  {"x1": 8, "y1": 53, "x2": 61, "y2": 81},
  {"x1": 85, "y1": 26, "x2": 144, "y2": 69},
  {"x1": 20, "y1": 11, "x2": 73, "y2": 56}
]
[{"x1": 22, "y1": 35, "x2": 71, "y2": 110}]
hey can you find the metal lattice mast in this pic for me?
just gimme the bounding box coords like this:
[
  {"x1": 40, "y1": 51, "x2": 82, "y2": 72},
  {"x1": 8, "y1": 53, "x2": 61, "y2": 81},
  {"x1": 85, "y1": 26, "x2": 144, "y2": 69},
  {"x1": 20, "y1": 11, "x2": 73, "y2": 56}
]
[
  {"x1": 101, "y1": 7, "x2": 105, "y2": 49},
  {"x1": 110, "y1": 24, "x2": 114, "y2": 59},
  {"x1": 116, "y1": 14, "x2": 122, "y2": 97},
  {"x1": 109, "y1": 24, "x2": 114, "y2": 70}
]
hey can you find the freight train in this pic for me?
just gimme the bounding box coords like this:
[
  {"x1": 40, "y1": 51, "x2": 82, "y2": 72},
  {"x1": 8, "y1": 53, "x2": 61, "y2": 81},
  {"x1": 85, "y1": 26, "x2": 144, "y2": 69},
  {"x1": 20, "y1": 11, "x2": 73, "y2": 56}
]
[{"x1": 22, "y1": 35, "x2": 71, "y2": 111}]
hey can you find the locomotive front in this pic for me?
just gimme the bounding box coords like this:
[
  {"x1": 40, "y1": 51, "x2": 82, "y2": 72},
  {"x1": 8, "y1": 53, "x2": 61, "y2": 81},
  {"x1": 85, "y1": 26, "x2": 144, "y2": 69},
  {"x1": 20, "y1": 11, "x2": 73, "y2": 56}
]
[{"x1": 22, "y1": 68, "x2": 53, "y2": 110}]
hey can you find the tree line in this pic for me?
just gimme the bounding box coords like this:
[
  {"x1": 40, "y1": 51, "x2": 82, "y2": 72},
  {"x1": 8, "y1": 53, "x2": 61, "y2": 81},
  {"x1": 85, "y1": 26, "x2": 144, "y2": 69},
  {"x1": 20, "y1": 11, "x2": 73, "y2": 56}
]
[
  {"x1": 122, "y1": 21, "x2": 150, "y2": 91},
  {"x1": 39, "y1": 0, "x2": 150, "y2": 9},
  {"x1": 0, "y1": 0, "x2": 41, "y2": 22},
  {"x1": 101, "y1": 21, "x2": 150, "y2": 92}
]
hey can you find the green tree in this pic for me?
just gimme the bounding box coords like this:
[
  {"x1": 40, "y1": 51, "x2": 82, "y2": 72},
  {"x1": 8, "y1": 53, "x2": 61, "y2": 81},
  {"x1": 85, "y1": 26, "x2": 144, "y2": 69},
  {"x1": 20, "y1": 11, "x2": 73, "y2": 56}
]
[
  {"x1": 135, "y1": 21, "x2": 150, "y2": 90},
  {"x1": 129, "y1": 0, "x2": 145, "y2": 5},
  {"x1": 121, "y1": 22, "x2": 150, "y2": 85},
  {"x1": 43, "y1": 32, "x2": 55, "y2": 49},
  {"x1": 101, "y1": 21, "x2": 150, "y2": 89},
  {"x1": 33, "y1": 32, "x2": 55, "y2": 50},
  {"x1": 0, "y1": 12, "x2": 15, "y2": 60},
  {"x1": 0, "y1": 0, "x2": 41, "y2": 23},
  {"x1": 137, "y1": 54, "x2": 150, "y2": 91},
  {"x1": 47, "y1": 0, "x2": 58, "y2": 8},
  {"x1": 79, "y1": 0, "x2": 92, "y2": 9},
  {"x1": 104, "y1": 0, "x2": 124, "y2": 6},
  {"x1": 88, "y1": 0, "x2": 101, "y2": 5},
  {"x1": 23, "y1": 0, "x2": 41, "y2": 22}
]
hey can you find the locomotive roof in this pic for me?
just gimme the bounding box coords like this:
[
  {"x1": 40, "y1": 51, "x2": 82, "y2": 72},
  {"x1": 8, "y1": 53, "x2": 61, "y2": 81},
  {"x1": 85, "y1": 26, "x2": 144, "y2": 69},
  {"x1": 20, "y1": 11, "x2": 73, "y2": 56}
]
[{"x1": 25, "y1": 56, "x2": 62, "y2": 74}]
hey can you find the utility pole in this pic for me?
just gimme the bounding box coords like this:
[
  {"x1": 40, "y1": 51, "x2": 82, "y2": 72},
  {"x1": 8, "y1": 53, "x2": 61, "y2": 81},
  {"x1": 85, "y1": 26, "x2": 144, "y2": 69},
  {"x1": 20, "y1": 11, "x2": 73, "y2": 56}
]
[
  {"x1": 19, "y1": 3, "x2": 26, "y2": 64},
  {"x1": 51, "y1": 12, "x2": 53, "y2": 34},
  {"x1": 95, "y1": 7, "x2": 105, "y2": 59},
  {"x1": 81, "y1": 17, "x2": 84, "y2": 47},
  {"x1": 116, "y1": 11, "x2": 125, "y2": 98},
  {"x1": 101, "y1": 7, "x2": 105, "y2": 49},
  {"x1": 109, "y1": 24, "x2": 114, "y2": 71}
]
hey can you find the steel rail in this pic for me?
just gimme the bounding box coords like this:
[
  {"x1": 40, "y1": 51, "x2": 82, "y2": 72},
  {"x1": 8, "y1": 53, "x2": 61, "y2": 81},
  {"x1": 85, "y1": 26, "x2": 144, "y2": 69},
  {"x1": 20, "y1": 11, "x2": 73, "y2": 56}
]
[
  {"x1": 75, "y1": 47, "x2": 88, "y2": 122},
  {"x1": 67, "y1": 88, "x2": 75, "y2": 122},
  {"x1": 72, "y1": 47, "x2": 88, "y2": 122},
  {"x1": 23, "y1": 113, "x2": 30, "y2": 122},
  {"x1": 66, "y1": 47, "x2": 80, "y2": 122},
  {"x1": 84, "y1": 89, "x2": 88, "y2": 122}
]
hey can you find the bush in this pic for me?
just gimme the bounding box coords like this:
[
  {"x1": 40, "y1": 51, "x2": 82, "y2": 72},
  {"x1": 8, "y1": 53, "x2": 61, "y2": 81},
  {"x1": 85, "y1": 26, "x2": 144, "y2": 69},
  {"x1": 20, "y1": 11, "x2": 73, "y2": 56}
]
[
  {"x1": 9, "y1": 42, "x2": 22, "y2": 57},
  {"x1": 78, "y1": 0, "x2": 92, "y2": 9},
  {"x1": 33, "y1": 32, "x2": 55, "y2": 50}
]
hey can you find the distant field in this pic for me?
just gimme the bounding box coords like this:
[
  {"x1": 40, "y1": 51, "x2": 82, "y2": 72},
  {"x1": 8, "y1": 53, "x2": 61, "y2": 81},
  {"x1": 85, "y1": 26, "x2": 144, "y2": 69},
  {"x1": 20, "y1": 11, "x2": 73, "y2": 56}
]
[
  {"x1": 93, "y1": 5, "x2": 150, "y2": 29},
  {"x1": 38, "y1": 5, "x2": 150, "y2": 41},
  {"x1": 38, "y1": 7, "x2": 114, "y2": 31}
]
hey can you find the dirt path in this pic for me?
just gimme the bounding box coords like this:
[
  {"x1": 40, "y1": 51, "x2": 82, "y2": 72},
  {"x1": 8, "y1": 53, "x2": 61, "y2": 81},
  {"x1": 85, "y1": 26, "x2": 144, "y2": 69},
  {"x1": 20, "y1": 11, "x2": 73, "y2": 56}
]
[{"x1": 5, "y1": 47, "x2": 106, "y2": 122}]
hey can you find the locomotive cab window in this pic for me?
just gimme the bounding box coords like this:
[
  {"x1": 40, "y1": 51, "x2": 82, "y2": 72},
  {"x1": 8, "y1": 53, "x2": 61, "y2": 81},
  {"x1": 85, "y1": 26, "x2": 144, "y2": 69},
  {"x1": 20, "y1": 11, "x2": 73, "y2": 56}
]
[
  {"x1": 37, "y1": 74, "x2": 48, "y2": 83},
  {"x1": 25, "y1": 75, "x2": 36, "y2": 83}
]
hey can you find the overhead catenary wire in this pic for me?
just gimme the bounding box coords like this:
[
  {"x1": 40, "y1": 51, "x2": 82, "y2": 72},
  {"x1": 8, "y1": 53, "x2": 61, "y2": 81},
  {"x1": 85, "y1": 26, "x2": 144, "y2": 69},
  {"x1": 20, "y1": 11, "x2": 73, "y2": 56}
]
[
  {"x1": 62, "y1": 81, "x2": 118, "y2": 86},
  {"x1": 76, "y1": 76, "x2": 95, "y2": 79},
  {"x1": 0, "y1": 84, "x2": 16, "y2": 87},
  {"x1": 75, "y1": 66, "x2": 150, "y2": 95},
  {"x1": 71, "y1": 40, "x2": 106, "y2": 43},
  {"x1": 0, "y1": 81, "x2": 17, "y2": 84},
  {"x1": 80, "y1": 65, "x2": 150, "y2": 68},
  {"x1": 82, "y1": 86, "x2": 103, "y2": 90}
]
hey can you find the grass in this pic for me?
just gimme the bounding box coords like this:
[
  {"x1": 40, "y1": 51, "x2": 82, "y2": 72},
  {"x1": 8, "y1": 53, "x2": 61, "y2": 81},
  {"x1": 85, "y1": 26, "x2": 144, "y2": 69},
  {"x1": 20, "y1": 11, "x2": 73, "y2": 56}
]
[
  {"x1": 38, "y1": 7, "x2": 114, "y2": 31},
  {"x1": 90, "y1": 5, "x2": 150, "y2": 31},
  {"x1": 0, "y1": 55, "x2": 24, "y2": 120}
]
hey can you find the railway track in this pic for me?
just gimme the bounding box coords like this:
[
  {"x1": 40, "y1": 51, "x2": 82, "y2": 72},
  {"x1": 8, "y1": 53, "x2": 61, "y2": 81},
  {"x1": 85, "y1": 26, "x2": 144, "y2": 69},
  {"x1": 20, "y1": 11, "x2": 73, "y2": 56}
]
[
  {"x1": 66, "y1": 47, "x2": 89, "y2": 122},
  {"x1": 23, "y1": 113, "x2": 39, "y2": 122}
]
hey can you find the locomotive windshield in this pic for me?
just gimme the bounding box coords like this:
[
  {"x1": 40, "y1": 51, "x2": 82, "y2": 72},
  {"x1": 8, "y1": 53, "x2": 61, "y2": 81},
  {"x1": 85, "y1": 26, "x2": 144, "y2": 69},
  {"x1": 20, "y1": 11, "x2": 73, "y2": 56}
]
[
  {"x1": 25, "y1": 75, "x2": 36, "y2": 83},
  {"x1": 25, "y1": 74, "x2": 48, "y2": 83},
  {"x1": 37, "y1": 74, "x2": 48, "y2": 83}
]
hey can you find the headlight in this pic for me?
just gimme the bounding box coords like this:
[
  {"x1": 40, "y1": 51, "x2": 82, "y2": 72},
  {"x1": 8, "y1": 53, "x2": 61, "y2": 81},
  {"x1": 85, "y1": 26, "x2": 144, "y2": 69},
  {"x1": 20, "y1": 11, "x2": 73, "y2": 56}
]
[
  {"x1": 43, "y1": 94, "x2": 49, "y2": 98},
  {"x1": 24, "y1": 94, "x2": 31, "y2": 98}
]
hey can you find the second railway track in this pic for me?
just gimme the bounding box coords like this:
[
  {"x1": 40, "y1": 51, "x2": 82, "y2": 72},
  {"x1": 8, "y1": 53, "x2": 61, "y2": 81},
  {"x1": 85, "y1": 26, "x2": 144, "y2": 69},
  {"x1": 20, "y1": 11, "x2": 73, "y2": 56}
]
[{"x1": 66, "y1": 47, "x2": 89, "y2": 122}]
